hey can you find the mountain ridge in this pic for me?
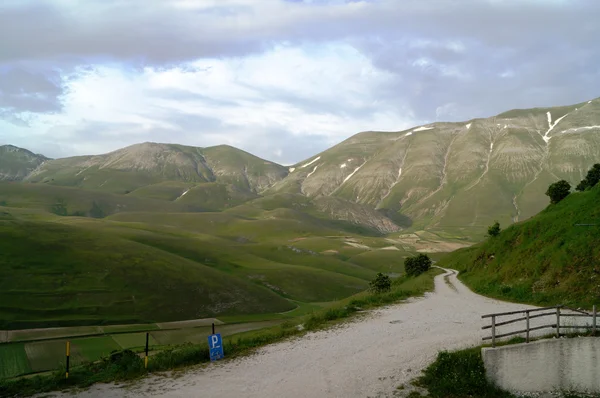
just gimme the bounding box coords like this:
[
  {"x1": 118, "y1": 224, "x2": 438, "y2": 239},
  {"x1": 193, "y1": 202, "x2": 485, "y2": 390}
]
[{"x1": 2, "y1": 96, "x2": 599, "y2": 237}]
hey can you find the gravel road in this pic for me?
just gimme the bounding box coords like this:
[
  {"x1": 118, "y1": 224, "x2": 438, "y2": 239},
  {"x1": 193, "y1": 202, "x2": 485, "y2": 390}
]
[{"x1": 48, "y1": 269, "x2": 562, "y2": 398}]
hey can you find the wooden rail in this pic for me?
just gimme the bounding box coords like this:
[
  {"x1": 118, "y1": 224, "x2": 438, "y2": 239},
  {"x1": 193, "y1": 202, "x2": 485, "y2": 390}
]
[{"x1": 482, "y1": 305, "x2": 597, "y2": 347}]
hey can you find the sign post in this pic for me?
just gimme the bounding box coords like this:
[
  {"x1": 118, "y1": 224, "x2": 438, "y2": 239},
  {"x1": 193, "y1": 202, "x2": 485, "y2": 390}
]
[
  {"x1": 145, "y1": 332, "x2": 149, "y2": 369},
  {"x1": 208, "y1": 332, "x2": 224, "y2": 361},
  {"x1": 66, "y1": 341, "x2": 70, "y2": 379}
]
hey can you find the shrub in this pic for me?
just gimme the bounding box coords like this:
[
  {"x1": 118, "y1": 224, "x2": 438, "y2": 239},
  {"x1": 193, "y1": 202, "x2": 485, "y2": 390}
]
[
  {"x1": 50, "y1": 198, "x2": 68, "y2": 216},
  {"x1": 545, "y1": 180, "x2": 571, "y2": 204},
  {"x1": 418, "y1": 348, "x2": 509, "y2": 397},
  {"x1": 576, "y1": 163, "x2": 600, "y2": 191},
  {"x1": 405, "y1": 254, "x2": 432, "y2": 277},
  {"x1": 369, "y1": 272, "x2": 392, "y2": 293},
  {"x1": 487, "y1": 221, "x2": 501, "y2": 237}
]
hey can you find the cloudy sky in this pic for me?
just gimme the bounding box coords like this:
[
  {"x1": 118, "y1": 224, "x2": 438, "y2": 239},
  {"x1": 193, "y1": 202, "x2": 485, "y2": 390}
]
[{"x1": 0, "y1": 0, "x2": 598, "y2": 164}]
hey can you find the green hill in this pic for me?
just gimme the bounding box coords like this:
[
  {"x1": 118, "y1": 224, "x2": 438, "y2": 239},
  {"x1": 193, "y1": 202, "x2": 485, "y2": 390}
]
[
  {"x1": 439, "y1": 185, "x2": 600, "y2": 307},
  {"x1": 0, "y1": 202, "x2": 414, "y2": 329},
  {"x1": 0, "y1": 216, "x2": 298, "y2": 329}
]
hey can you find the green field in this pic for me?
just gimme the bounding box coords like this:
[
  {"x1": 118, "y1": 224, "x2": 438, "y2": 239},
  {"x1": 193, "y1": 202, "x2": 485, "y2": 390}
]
[
  {"x1": 0, "y1": 344, "x2": 31, "y2": 379},
  {"x1": 24, "y1": 340, "x2": 85, "y2": 373},
  {"x1": 73, "y1": 336, "x2": 122, "y2": 362},
  {"x1": 111, "y1": 333, "x2": 159, "y2": 350}
]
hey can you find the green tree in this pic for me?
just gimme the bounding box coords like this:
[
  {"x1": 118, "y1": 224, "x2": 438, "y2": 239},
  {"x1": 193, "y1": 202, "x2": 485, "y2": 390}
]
[
  {"x1": 89, "y1": 201, "x2": 106, "y2": 218},
  {"x1": 50, "y1": 198, "x2": 68, "y2": 216},
  {"x1": 576, "y1": 164, "x2": 600, "y2": 191},
  {"x1": 545, "y1": 180, "x2": 571, "y2": 204},
  {"x1": 487, "y1": 221, "x2": 501, "y2": 237},
  {"x1": 405, "y1": 254, "x2": 432, "y2": 277},
  {"x1": 369, "y1": 272, "x2": 392, "y2": 293}
]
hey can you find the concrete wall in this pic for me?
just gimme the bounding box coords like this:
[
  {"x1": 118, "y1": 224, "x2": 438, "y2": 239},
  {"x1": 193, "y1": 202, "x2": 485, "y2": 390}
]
[{"x1": 482, "y1": 337, "x2": 600, "y2": 394}]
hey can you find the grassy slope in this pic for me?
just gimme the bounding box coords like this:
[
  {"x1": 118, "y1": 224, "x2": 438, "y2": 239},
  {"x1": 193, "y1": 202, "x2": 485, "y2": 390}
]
[
  {"x1": 0, "y1": 199, "x2": 409, "y2": 329},
  {"x1": 0, "y1": 182, "x2": 199, "y2": 215},
  {"x1": 0, "y1": 217, "x2": 295, "y2": 329},
  {"x1": 439, "y1": 185, "x2": 600, "y2": 308}
]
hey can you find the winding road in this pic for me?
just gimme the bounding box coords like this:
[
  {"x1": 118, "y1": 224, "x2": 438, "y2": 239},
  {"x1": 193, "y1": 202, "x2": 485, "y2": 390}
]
[{"x1": 49, "y1": 269, "x2": 545, "y2": 398}]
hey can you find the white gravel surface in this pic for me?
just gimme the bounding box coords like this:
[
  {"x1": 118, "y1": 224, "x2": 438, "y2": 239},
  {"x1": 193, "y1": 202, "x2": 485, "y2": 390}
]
[{"x1": 46, "y1": 269, "x2": 583, "y2": 398}]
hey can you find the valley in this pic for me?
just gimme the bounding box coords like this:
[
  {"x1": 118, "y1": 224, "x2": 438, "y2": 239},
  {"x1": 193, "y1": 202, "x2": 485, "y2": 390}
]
[{"x1": 1, "y1": 97, "x2": 599, "y2": 394}]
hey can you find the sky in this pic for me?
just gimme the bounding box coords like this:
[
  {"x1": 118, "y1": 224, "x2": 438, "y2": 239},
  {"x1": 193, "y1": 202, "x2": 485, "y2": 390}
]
[{"x1": 0, "y1": 0, "x2": 599, "y2": 164}]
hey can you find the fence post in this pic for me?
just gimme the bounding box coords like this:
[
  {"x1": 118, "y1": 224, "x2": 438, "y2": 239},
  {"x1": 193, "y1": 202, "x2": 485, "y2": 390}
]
[
  {"x1": 556, "y1": 307, "x2": 561, "y2": 338},
  {"x1": 593, "y1": 305, "x2": 597, "y2": 335},
  {"x1": 492, "y1": 315, "x2": 496, "y2": 348},
  {"x1": 66, "y1": 341, "x2": 70, "y2": 379},
  {"x1": 526, "y1": 311, "x2": 530, "y2": 343},
  {"x1": 144, "y1": 332, "x2": 149, "y2": 369}
]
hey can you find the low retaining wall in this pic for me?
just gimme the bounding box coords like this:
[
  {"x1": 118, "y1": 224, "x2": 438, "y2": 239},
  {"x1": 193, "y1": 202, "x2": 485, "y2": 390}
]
[{"x1": 482, "y1": 337, "x2": 600, "y2": 394}]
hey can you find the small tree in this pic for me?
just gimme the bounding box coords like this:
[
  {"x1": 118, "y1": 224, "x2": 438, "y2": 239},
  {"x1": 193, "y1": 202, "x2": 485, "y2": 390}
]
[
  {"x1": 405, "y1": 254, "x2": 432, "y2": 277},
  {"x1": 50, "y1": 198, "x2": 68, "y2": 216},
  {"x1": 89, "y1": 201, "x2": 106, "y2": 218},
  {"x1": 545, "y1": 180, "x2": 571, "y2": 204},
  {"x1": 576, "y1": 164, "x2": 600, "y2": 191},
  {"x1": 487, "y1": 221, "x2": 501, "y2": 238},
  {"x1": 369, "y1": 273, "x2": 392, "y2": 294}
]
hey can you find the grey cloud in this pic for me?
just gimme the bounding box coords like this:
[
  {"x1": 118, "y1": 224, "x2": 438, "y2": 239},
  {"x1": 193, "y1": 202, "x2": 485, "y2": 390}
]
[
  {"x1": 1, "y1": 0, "x2": 599, "y2": 162},
  {"x1": 0, "y1": 68, "x2": 63, "y2": 120}
]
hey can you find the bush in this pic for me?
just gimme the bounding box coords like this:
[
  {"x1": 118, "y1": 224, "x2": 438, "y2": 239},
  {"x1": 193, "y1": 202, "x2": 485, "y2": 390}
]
[
  {"x1": 576, "y1": 163, "x2": 600, "y2": 191},
  {"x1": 545, "y1": 180, "x2": 571, "y2": 204},
  {"x1": 487, "y1": 221, "x2": 501, "y2": 237},
  {"x1": 418, "y1": 348, "x2": 509, "y2": 397},
  {"x1": 50, "y1": 198, "x2": 68, "y2": 216},
  {"x1": 405, "y1": 254, "x2": 432, "y2": 277},
  {"x1": 369, "y1": 272, "x2": 392, "y2": 293}
]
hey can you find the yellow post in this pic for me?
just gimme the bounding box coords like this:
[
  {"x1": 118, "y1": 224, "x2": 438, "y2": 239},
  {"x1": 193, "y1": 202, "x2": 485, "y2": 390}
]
[
  {"x1": 144, "y1": 356, "x2": 149, "y2": 369},
  {"x1": 66, "y1": 341, "x2": 70, "y2": 379}
]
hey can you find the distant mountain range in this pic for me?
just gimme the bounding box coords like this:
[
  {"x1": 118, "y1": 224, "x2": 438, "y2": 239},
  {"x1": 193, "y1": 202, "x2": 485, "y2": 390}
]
[{"x1": 2, "y1": 97, "x2": 599, "y2": 237}]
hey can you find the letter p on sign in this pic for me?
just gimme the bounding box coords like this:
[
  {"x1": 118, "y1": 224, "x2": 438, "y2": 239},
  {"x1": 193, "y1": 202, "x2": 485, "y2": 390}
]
[{"x1": 208, "y1": 333, "x2": 224, "y2": 361}]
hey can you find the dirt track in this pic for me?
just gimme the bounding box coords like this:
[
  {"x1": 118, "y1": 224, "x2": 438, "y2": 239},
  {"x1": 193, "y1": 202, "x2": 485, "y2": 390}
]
[{"x1": 48, "y1": 269, "x2": 550, "y2": 397}]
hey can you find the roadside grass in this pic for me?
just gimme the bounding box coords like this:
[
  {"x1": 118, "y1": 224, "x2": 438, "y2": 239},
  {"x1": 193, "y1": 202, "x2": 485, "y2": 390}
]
[
  {"x1": 414, "y1": 333, "x2": 599, "y2": 398},
  {"x1": 439, "y1": 185, "x2": 600, "y2": 309},
  {"x1": 0, "y1": 270, "x2": 441, "y2": 397}
]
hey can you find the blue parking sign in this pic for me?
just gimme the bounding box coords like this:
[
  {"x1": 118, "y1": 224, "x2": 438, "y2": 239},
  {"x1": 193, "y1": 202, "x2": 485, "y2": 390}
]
[{"x1": 208, "y1": 334, "x2": 224, "y2": 361}]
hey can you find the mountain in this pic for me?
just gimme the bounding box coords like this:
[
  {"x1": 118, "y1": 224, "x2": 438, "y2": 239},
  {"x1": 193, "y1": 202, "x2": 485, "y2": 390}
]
[
  {"x1": 0, "y1": 145, "x2": 48, "y2": 181},
  {"x1": 25, "y1": 142, "x2": 289, "y2": 196},
  {"x1": 439, "y1": 183, "x2": 600, "y2": 308},
  {"x1": 2, "y1": 97, "x2": 599, "y2": 237},
  {"x1": 271, "y1": 97, "x2": 600, "y2": 238}
]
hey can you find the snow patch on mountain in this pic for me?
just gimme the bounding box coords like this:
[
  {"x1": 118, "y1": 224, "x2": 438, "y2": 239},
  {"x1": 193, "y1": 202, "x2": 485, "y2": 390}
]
[
  {"x1": 413, "y1": 126, "x2": 434, "y2": 132},
  {"x1": 306, "y1": 165, "x2": 319, "y2": 178},
  {"x1": 561, "y1": 126, "x2": 600, "y2": 134},
  {"x1": 301, "y1": 157, "x2": 321, "y2": 168},
  {"x1": 177, "y1": 189, "x2": 190, "y2": 200},
  {"x1": 343, "y1": 163, "x2": 366, "y2": 184},
  {"x1": 466, "y1": 123, "x2": 472, "y2": 130},
  {"x1": 542, "y1": 112, "x2": 569, "y2": 143}
]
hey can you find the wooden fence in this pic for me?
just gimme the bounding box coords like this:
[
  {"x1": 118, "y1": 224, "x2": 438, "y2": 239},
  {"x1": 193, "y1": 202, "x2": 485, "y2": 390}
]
[{"x1": 482, "y1": 305, "x2": 597, "y2": 347}]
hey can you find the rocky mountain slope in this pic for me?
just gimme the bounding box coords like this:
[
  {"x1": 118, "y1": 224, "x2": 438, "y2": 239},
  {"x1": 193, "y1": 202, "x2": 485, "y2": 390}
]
[
  {"x1": 2, "y1": 97, "x2": 599, "y2": 237},
  {"x1": 0, "y1": 145, "x2": 48, "y2": 181},
  {"x1": 272, "y1": 97, "x2": 600, "y2": 237}
]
